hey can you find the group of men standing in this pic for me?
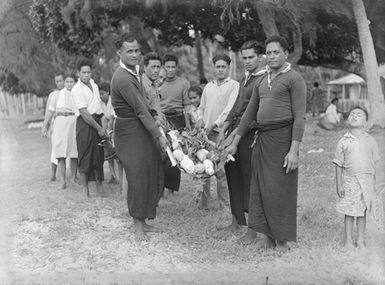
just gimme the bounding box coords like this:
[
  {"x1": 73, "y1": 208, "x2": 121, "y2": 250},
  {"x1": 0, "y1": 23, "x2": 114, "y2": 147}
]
[{"x1": 44, "y1": 33, "x2": 307, "y2": 248}]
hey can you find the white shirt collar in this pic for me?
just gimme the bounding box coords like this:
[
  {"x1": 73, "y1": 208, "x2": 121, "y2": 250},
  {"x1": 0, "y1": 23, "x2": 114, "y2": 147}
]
[{"x1": 119, "y1": 60, "x2": 140, "y2": 81}]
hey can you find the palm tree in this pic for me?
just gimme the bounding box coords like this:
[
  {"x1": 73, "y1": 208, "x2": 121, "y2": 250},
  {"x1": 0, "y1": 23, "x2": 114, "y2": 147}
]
[{"x1": 352, "y1": 0, "x2": 385, "y2": 127}]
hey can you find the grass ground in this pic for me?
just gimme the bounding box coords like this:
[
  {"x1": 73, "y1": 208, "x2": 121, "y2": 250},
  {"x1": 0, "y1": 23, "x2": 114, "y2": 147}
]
[{"x1": 0, "y1": 117, "x2": 384, "y2": 284}]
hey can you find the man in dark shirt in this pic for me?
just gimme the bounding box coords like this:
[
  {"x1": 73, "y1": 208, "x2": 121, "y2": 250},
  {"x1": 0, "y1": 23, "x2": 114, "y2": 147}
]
[
  {"x1": 226, "y1": 36, "x2": 306, "y2": 250},
  {"x1": 218, "y1": 40, "x2": 266, "y2": 231},
  {"x1": 110, "y1": 33, "x2": 168, "y2": 242}
]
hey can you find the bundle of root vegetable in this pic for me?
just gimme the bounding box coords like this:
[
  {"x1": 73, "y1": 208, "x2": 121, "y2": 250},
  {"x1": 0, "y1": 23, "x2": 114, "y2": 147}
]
[{"x1": 166, "y1": 128, "x2": 234, "y2": 179}]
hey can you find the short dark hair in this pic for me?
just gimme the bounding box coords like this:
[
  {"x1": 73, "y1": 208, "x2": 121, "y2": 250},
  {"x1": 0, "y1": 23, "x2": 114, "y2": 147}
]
[
  {"x1": 350, "y1": 106, "x2": 369, "y2": 121},
  {"x1": 115, "y1": 33, "x2": 137, "y2": 50},
  {"x1": 200, "y1": 77, "x2": 208, "y2": 85},
  {"x1": 188, "y1": 85, "x2": 203, "y2": 97},
  {"x1": 77, "y1": 58, "x2": 93, "y2": 71},
  {"x1": 314, "y1": 82, "x2": 319, "y2": 87},
  {"x1": 99, "y1": 82, "x2": 110, "y2": 93},
  {"x1": 212, "y1": 54, "x2": 231, "y2": 65},
  {"x1": 143, "y1": 52, "x2": 162, "y2": 66},
  {"x1": 240, "y1": 40, "x2": 264, "y2": 55},
  {"x1": 331, "y1": 97, "x2": 339, "y2": 104},
  {"x1": 162, "y1": 53, "x2": 178, "y2": 65},
  {"x1": 64, "y1": 73, "x2": 77, "y2": 81},
  {"x1": 265, "y1": 35, "x2": 289, "y2": 52},
  {"x1": 54, "y1": 73, "x2": 64, "y2": 79}
]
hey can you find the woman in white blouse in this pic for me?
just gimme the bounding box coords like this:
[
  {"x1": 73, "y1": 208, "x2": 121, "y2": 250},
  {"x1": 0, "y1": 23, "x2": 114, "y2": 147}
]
[{"x1": 42, "y1": 74, "x2": 78, "y2": 189}]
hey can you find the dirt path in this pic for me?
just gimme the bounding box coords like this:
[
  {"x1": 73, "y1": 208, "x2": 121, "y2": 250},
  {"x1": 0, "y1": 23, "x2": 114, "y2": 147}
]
[{"x1": 1, "y1": 119, "x2": 384, "y2": 284}]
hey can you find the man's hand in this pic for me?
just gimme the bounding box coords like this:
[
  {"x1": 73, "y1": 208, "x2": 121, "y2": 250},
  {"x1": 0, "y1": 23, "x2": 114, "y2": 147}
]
[
  {"x1": 224, "y1": 143, "x2": 238, "y2": 157},
  {"x1": 98, "y1": 127, "x2": 107, "y2": 138},
  {"x1": 222, "y1": 133, "x2": 235, "y2": 149},
  {"x1": 205, "y1": 123, "x2": 215, "y2": 136},
  {"x1": 283, "y1": 150, "x2": 299, "y2": 174},
  {"x1": 196, "y1": 119, "x2": 205, "y2": 130},
  {"x1": 41, "y1": 126, "x2": 48, "y2": 138},
  {"x1": 158, "y1": 136, "x2": 169, "y2": 152},
  {"x1": 337, "y1": 185, "x2": 345, "y2": 198},
  {"x1": 217, "y1": 130, "x2": 226, "y2": 148}
]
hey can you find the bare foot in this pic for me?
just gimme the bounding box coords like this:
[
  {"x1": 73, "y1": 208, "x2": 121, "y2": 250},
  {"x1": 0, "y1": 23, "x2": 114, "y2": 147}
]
[
  {"x1": 134, "y1": 230, "x2": 149, "y2": 242},
  {"x1": 82, "y1": 187, "x2": 90, "y2": 198},
  {"x1": 238, "y1": 229, "x2": 258, "y2": 245},
  {"x1": 343, "y1": 238, "x2": 355, "y2": 248},
  {"x1": 143, "y1": 223, "x2": 163, "y2": 233},
  {"x1": 96, "y1": 182, "x2": 106, "y2": 197},
  {"x1": 255, "y1": 236, "x2": 276, "y2": 250},
  {"x1": 60, "y1": 183, "x2": 67, "y2": 190},
  {"x1": 133, "y1": 219, "x2": 149, "y2": 242},
  {"x1": 275, "y1": 241, "x2": 290, "y2": 252},
  {"x1": 356, "y1": 240, "x2": 366, "y2": 249},
  {"x1": 49, "y1": 177, "x2": 56, "y2": 182}
]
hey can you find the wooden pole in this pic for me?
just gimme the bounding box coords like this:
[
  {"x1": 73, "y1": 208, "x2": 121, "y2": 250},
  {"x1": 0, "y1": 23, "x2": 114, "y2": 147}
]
[{"x1": 21, "y1": 93, "x2": 26, "y2": 116}]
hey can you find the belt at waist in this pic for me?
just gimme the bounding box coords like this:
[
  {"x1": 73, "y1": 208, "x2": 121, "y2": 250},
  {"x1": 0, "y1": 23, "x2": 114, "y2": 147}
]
[{"x1": 56, "y1": 111, "x2": 75, "y2": 117}]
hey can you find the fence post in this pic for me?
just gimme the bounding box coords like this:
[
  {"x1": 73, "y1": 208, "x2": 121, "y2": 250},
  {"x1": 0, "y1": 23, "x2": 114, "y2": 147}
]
[{"x1": 21, "y1": 93, "x2": 26, "y2": 116}]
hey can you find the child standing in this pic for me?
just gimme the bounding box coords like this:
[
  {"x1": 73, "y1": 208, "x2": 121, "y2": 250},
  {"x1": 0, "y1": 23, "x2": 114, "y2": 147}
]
[
  {"x1": 333, "y1": 106, "x2": 384, "y2": 248},
  {"x1": 187, "y1": 85, "x2": 202, "y2": 129}
]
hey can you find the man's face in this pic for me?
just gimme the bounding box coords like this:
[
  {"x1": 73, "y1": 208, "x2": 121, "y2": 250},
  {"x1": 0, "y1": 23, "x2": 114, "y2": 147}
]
[
  {"x1": 64, "y1": 77, "x2": 75, "y2": 91},
  {"x1": 77, "y1": 66, "x2": 91, "y2": 84},
  {"x1": 144, "y1": 59, "x2": 161, "y2": 81},
  {"x1": 99, "y1": 90, "x2": 109, "y2": 103},
  {"x1": 241, "y1": 48, "x2": 260, "y2": 72},
  {"x1": 266, "y1": 42, "x2": 288, "y2": 70},
  {"x1": 118, "y1": 40, "x2": 141, "y2": 67},
  {"x1": 214, "y1": 59, "x2": 230, "y2": 81},
  {"x1": 164, "y1": 61, "x2": 177, "y2": 79},
  {"x1": 54, "y1": 75, "x2": 65, "y2": 90}
]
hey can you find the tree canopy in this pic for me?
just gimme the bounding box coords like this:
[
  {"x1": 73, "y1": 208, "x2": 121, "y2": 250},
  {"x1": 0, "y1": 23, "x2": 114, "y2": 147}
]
[{"x1": 1, "y1": 0, "x2": 385, "y2": 94}]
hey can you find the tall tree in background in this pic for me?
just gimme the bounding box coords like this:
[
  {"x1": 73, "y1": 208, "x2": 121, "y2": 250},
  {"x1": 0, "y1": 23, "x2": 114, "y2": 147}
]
[{"x1": 352, "y1": 0, "x2": 385, "y2": 126}]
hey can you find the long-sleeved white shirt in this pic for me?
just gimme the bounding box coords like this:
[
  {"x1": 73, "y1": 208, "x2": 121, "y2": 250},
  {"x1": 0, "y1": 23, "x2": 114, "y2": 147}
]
[{"x1": 198, "y1": 77, "x2": 239, "y2": 129}]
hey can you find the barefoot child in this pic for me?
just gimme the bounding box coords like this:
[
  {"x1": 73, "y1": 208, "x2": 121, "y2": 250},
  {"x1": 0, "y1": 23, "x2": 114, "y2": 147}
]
[{"x1": 333, "y1": 106, "x2": 384, "y2": 248}]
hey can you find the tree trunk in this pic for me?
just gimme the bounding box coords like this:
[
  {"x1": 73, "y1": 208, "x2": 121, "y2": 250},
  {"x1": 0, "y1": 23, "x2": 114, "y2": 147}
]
[
  {"x1": 194, "y1": 28, "x2": 205, "y2": 81},
  {"x1": 255, "y1": 3, "x2": 279, "y2": 37},
  {"x1": 352, "y1": 0, "x2": 385, "y2": 127}
]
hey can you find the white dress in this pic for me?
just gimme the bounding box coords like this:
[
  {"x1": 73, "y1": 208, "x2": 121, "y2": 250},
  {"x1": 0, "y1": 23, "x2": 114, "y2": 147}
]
[{"x1": 49, "y1": 88, "x2": 78, "y2": 159}]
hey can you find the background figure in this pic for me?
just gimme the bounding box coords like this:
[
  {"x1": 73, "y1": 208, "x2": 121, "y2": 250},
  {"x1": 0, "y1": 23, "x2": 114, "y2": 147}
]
[
  {"x1": 142, "y1": 52, "x2": 181, "y2": 197},
  {"x1": 99, "y1": 82, "x2": 120, "y2": 185},
  {"x1": 218, "y1": 40, "x2": 266, "y2": 231},
  {"x1": 72, "y1": 58, "x2": 106, "y2": 197},
  {"x1": 159, "y1": 53, "x2": 191, "y2": 130},
  {"x1": 42, "y1": 74, "x2": 78, "y2": 189},
  {"x1": 310, "y1": 82, "x2": 324, "y2": 117},
  {"x1": 111, "y1": 33, "x2": 168, "y2": 242},
  {"x1": 318, "y1": 98, "x2": 343, "y2": 130},
  {"x1": 196, "y1": 54, "x2": 240, "y2": 210},
  {"x1": 43, "y1": 74, "x2": 65, "y2": 181},
  {"x1": 187, "y1": 85, "x2": 202, "y2": 129},
  {"x1": 333, "y1": 107, "x2": 383, "y2": 248}
]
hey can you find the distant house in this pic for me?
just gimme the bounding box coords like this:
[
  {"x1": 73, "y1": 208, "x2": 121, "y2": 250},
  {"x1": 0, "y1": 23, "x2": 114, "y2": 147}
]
[{"x1": 327, "y1": 74, "x2": 369, "y2": 113}]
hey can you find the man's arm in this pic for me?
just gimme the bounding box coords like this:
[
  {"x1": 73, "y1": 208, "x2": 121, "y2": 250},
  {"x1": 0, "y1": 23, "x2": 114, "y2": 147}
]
[
  {"x1": 79, "y1": 108, "x2": 105, "y2": 137},
  {"x1": 213, "y1": 82, "x2": 240, "y2": 130}
]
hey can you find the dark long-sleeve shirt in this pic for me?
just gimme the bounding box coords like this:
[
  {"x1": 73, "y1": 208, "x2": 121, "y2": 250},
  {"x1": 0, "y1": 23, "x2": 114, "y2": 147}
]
[
  {"x1": 225, "y1": 73, "x2": 265, "y2": 127},
  {"x1": 237, "y1": 68, "x2": 306, "y2": 141},
  {"x1": 111, "y1": 67, "x2": 161, "y2": 138}
]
